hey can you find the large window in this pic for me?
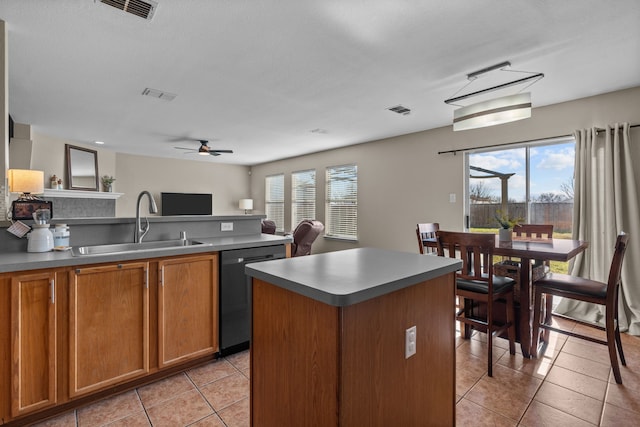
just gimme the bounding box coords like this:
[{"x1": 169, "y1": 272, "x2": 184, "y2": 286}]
[
  {"x1": 292, "y1": 169, "x2": 316, "y2": 227},
  {"x1": 466, "y1": 138, "x2": 575, "y2": 232},
  {"x1": 325, "y1": 165, "x2": 357, "y2": 240},
  {"x1": 265, "y1": 174, "x2": 284, "y2": 232}
]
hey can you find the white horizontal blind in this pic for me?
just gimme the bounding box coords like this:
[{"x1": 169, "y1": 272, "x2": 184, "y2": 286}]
[
  {"x1": 292, "y1": 169, "x2": 316, "y2": 227},
  {"x1": 265, "y1": 174, "x2": 284, "y2": 232},
  {"x1": 326, "y1": 165, "x2": 357, "y2": 239}
]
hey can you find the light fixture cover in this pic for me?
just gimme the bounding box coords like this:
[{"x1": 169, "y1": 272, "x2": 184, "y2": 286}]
[
  {"x1": 453, "y1": 92, "x2": 531, "y2": 131},
  {"x1": 8, "y1": 169, "x2": 45, "y2": 195},
  {"x1": 239, "y1": 199, "x2": 254, "y2": 210}
]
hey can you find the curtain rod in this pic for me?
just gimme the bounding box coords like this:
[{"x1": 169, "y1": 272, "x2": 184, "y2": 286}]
[{"x1": 437, "y1": 123, "x2": 640, "y2": 155}]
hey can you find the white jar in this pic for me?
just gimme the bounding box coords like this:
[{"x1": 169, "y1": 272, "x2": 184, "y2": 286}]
[
  {"x1": 28, "y1": 224, "x2": 54, "y2": 253},
  {"x1": 53, "y1": 224, "x2": 70, "y2": 247}
]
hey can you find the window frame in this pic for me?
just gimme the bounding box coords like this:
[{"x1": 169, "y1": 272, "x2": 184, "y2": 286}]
[
  {"x1": 265, "y1": 173, "x2": 285, "y2": 233},
  {"x1": 291, "y1": 169, "x2": 316, "y2": 228}
]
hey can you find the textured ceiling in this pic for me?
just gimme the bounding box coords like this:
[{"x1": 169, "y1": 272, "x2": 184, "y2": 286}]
[{"x1": 1, "y1": 0, "x2": 639, "y2": 165}]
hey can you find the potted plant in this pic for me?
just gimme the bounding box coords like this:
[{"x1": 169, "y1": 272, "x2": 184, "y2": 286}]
[
  {"x1": 495, "y1": 210, "x2": 523, "y2": 241},
  {"x1": 101, "y1": 175, "x2": 116, "y2": 192}
]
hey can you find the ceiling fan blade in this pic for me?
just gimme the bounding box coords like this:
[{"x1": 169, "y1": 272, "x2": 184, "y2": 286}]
[
  {"x1": 208, "y1": 151, "x2": 221, "y2": 156},
  {"x1": 174, "y1": 147, "x2": 195, "y2": 151},
  {"x1": 210, "y1": 149, "x2": 233, "y2": 154}
]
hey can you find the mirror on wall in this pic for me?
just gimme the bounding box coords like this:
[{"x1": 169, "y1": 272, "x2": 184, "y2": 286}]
[{"x1": 65, "y1": 144, "x2": 99, "y2": 191}]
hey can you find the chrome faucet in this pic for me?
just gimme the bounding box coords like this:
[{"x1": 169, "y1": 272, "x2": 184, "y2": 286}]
[{"x1": 135, "y1": 191, "x2": 158, "y2": 243}]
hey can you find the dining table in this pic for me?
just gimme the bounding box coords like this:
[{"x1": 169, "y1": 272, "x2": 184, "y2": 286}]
[{"x1": 423, "y1": 234, "x2": 589, "y2": 358}]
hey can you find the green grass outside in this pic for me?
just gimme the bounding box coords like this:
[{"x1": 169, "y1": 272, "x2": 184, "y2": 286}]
[{"x1": 470, "y1": 227, "x2": 571, "y2": 274}]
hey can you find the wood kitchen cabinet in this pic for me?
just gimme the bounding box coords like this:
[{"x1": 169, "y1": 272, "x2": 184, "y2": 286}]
[
  {"x1": 158, "y1": 254, "x2": 218, "y2": 368},
  {"x1": 69, "y1": 262, "x2": 150, "y2": 397},
  {"x1": 10, "y1": 271, "x2": 57, "y2": 417}
]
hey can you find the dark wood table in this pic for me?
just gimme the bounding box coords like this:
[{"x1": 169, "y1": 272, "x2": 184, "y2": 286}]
[{"x1": 424, "y1": 235, "x2": 589, "y2": 357}]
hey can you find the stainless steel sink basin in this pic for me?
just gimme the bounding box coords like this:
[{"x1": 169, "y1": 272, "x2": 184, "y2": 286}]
[{"x1": 71, "y1": 239, "x2": 210, "y2": 257}]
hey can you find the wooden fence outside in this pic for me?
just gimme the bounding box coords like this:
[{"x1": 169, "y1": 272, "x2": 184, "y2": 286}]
[{"x1": 471, "y1": 202, "x2": 573, "y2": 232}]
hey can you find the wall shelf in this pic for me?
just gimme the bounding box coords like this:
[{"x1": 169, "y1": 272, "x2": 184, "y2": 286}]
[{"x1": 43, "y1": 189, "x2": 123, "y2": 200}]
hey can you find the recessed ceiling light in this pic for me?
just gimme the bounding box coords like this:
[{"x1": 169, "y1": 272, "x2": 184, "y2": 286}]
[{"x1": 95, "y1": 141, "x2": 105, "y2": 145}]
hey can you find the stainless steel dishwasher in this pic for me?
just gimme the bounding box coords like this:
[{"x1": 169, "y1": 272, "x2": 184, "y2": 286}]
[{"x1": 219, "y1": 245, "x2": 286, "y2": 355}]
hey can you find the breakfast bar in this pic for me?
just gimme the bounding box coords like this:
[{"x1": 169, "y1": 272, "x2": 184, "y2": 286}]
[{"x1": 246, "y1": 248, "x2": 462, "y2": 426}]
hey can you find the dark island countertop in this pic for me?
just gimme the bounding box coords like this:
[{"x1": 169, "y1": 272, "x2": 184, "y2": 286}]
[{"x1": 246, "y1": 247, "x2": 462, "y2": 307}]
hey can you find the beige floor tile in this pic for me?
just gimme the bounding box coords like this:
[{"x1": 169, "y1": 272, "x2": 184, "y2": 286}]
[
  {"x1": 200, "y1": 372, "x2": 250, "y2": 411},
  {"x1": 534, "y1": 382, "x2": 603, "y2": 425},
  {"x1": 187, "y1": 358, "x2": 239, "y2": 387},
  {"x1": 605, "y1": 382, "x2": 640, "y2": 414},
  {"x1": 137, "y1": 372, "x2": 195, "y2": 408},
  {"x1": 465, "y1": 375, "x2": 534, "y2": 420},
  {"x1": 497, "y1": 351, "x2": 552, "y2": 380},
  {"x1": 77, "y1": 390, "x2": 143, "y2": 427},
  {"x1": 225, "y1": 350, "x2": 250, "y2": 372},
  {"x1": 217, "y1": 397, "x2": 250, "y2": 427},
  {"x1": 146, "y1": 389, "x2": 213, "y2": 427},
  {"x1": 554, "y1": 351, "x2": 611, "y2": 381},
  {"x1": 544, "y1": 365, "x2": 608, "y2": 401},
  {"x1": 103, "y1": 411, "x2": 150, "y2": 426},
  {"x1": 520, "y1": 400, "x2": 596, "y2": 427},
  {"x1": 30, "y1": 410, "x2": 77, "y2": 427},
  {"x1": 600, "y1": 402, "x2": 640, "y2": 426},
  {"x1": 561, "y1": 339, "x2": 612, "y2": 365},
  {"x1": 455, "y1": 398, "x2": 517, "y2": 426},
  {"x1": 189, "y1": 413, "x2": 227, "y2": 426}
]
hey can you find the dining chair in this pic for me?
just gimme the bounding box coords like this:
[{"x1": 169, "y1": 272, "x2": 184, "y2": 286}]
[
  {"x1": 416, "y1": 223, "x2": 439, "y2": 255},
  {"x1": 531, "y1": 232, "x2": 629, "y2": 384},
  {"x1": 437, "y1": 230, "x2": 516, "y2": 377}
]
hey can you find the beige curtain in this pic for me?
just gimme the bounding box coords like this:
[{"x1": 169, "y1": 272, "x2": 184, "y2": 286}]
[{"x1": 554, "y1": 123, "x2": 640, "y2": 334}]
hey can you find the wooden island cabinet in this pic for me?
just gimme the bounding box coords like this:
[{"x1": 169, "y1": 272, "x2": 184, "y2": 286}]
[
  {"x1": 0, "y1": 252, "x2": 219, "y2": 425},
  {"x1": 247, "y1": 248, "x2": 462, "y2": 427}
]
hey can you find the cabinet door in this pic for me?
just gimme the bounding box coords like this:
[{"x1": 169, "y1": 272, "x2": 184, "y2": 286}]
[
  {"x1": 69, "y1": 262, "x2": 149, "y2": 397},
  {"x1": 11, "y1": 271, "x2": 57, "y2": 416},
  {"x1": 158, "y1": 254, "x2": 218, "y2": 368}
]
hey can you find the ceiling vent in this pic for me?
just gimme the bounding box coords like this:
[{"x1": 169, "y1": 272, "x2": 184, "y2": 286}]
[
  {"x1": 99, "y1": 0, "x2": 158, "y2": 20},
  {"x1": 387, "y1": 105, "x2": 411, "y2": 116},
  {"x1": 142, "y1": 87, "x2": 176, "y2": 101}
]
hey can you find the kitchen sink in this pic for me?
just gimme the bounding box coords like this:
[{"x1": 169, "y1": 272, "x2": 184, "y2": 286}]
[{"x1": 71, "y1": 239, "x2": 211, "y2": 257}]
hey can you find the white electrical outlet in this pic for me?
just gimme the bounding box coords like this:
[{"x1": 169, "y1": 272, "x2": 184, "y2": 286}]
[
  {"x1": 221, "y1": 222, "x2": 234, "y2": 231},
  {"x1": 405, "y1": 325, "x2": 417, "y2": 359}
]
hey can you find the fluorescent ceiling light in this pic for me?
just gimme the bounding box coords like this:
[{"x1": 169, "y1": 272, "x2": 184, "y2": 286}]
[{"x1": 453, "y1": 92, "x2": 531, "y2": 131}]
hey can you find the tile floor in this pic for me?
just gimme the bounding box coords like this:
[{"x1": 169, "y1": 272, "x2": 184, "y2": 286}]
[{"x1": 31, "y1": 317, "x2": 640, "y2": 426}]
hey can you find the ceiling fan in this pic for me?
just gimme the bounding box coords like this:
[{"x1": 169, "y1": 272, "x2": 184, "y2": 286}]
[{"x1": 174, "y1": 140, "x2": 233, "y2": 156}]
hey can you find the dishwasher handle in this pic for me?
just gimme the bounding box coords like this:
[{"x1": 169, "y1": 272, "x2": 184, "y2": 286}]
[{"x1": 237, "y1": 254, "x2": 280, "y2": 264}]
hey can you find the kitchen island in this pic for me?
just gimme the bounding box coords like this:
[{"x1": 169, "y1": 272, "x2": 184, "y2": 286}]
[{"x1": 246, "y1": 248, "x2": 462, "y2": 426}]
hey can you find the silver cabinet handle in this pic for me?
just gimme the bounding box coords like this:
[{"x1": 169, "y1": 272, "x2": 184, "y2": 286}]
[{"x1": 51, "y1": 279, "x2": 55, "y2": 304}]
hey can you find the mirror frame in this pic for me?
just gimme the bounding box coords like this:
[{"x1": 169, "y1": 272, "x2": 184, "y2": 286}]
[{"x1": 65, "y1": 144, "x2": 99, "y2": 191}]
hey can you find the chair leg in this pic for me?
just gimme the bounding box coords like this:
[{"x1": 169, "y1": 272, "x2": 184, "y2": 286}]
[
  {"x1": 487, "y1": 298, "x2": 493, "y2": 377},
  {"x1": 531, "y1": 288, "x2": 544, "y2": 358},
  {"x1": 505, "y1": 292, "x2": 516, "y2": 355},
  {"x1": 605, "y1": 307, "x2": 623, "y2": 384},
  {"x1": 544, "y1": 293, "x2": 553, "y2": 325}
]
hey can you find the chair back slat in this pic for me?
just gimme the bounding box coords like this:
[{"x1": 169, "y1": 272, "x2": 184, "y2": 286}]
[
  {"x1": 513, "y1": 224, "x2": 554, "y2": 239},
  {"x1": 436, "y1": 231, "x2": 494, "y2": 283},
  {"x1": 416, "y1": 223, "x2": 439, "y2": 254}
]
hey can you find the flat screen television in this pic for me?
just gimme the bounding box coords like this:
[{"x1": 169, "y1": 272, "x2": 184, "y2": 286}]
[{"x1": 161, "y1": 192, "x2": 212, "y2": 216}]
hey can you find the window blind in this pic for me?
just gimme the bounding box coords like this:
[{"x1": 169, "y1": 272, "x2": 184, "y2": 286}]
[
  {"x1": 292, "y1": 169, "x2": 316, "y2": 227},
  {"x1": 326, "y1": 165, "x2": 357, "y2": 239},
  {"x1": 265, "y1": 174, "x2": 284, "y2": 232}
]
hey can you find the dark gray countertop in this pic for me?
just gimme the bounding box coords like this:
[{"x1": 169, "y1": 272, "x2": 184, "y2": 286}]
[
  {"x1": 246, "y1": 247, "x2": 462, "y2": 307},
  {"x1": 0, "y1": 234, "x2": 291, "y2": 273}
]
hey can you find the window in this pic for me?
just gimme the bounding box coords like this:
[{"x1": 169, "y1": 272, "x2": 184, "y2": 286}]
[
  {"x1": 466, "y1": 138, "x2": 574, "y2": 232},
  {"x1": 325, "y1": 165, "x2": 357, "y2": 240},
  {"x1": 265, "y1": 174, "x2": 284, "y2": 232},
  {"x1": 292, "y1": 169, "x2": 316, "y2": 227}
]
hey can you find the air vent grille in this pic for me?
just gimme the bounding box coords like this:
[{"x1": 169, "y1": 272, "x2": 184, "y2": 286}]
[
  {"x1": 387, "y1": 105, "x2": 411, "y2": 116},
  {"x1": 100, "y1": 0, "x2": 157, "y2": 20},
  {"x1": 142, "y1": 88, "x2": 176, "y2": 101}
]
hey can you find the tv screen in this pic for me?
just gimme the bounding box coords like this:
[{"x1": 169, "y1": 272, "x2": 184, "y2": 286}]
[{"x1": 161, "y1": 192, "x2": 212, "y2": 216}]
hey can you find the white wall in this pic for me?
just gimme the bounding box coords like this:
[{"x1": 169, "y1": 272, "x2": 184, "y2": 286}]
[
  {"x1": 27, "y1": 132, "x2": 250, "y2": 217},
  {"x1": 115, "y1": 153, "x2": 251, "y2": 217},
  {"x1": 249, "y1": 87, "x2": 640, "y2": 255}
]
